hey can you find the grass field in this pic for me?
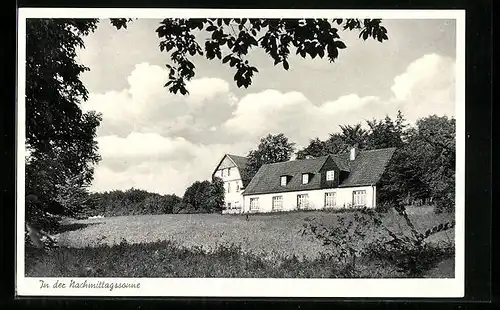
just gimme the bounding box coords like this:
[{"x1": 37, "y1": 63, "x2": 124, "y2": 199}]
[
  {"x1": 54, "y1": 208, "x2": 454, "y2": 260},
  {"x1": 27, "y1": 207, "x2": 456, "y2": 278}
]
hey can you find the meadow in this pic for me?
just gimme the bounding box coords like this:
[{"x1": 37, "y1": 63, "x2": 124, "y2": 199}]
[{"x1": 26, "y1": 207, "x2": 455, "y2": 278}]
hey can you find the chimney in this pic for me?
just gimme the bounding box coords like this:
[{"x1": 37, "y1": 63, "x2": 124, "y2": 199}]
[{"x1": 350, "y1": 146, "x2": 358, "y2": 161}]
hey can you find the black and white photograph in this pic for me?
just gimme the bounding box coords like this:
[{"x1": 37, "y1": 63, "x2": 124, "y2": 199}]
[{"x1": 16, "y1": 8, "x2": 465, "y2": 297}]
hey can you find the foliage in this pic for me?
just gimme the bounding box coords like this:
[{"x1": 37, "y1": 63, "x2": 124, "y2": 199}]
[
  {"x1": 182, "y1": 177, "x2": 226, "y2": 213},
  {"x1": 148, "y1": 18, "x2": 388, "y2": 94},
  {"x1": 86, "y1": 188, "x2": 182, "y2": 217},
  {"x1": 378, "y1": 115, "x2": 456, "y2": 212},
  {"x1": 244, "y1": 133, "x2": 296, "y2": 181},
  {"x1": 25, "y1": 19, "x2": 121, "y2": 230},
  {"x1": 294, "y1": 112, "x2": 455, "y2": 213},
  {"x1": 302, "y1": 206, "x2": 455, "y2": 276},
  {"x1": 339, "y1": 123, "x2": 369, "y2": 150},
  {"x1": 297, "y1": 111, "x2": 407, "y2": 160},
  {"x1": 365, "y1": 111, "x2": 407, "y2": 149},
  {"x1": 26, "y1": 207, "x2": 454, "y2": 278}
]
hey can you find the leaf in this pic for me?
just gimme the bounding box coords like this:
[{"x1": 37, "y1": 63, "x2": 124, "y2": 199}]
[
  {"x1": 283, "y1": 60, "x2": 289, "y2": 70},
  {"x1": 206, "y1": 25, "x2": 217, "y2": 31},
  {"x1": 334, "y1": 41, "x2": 347, "y2": 49},
  {"x1": 222, "y1": 55, "x2": 231, "y2": 64}
]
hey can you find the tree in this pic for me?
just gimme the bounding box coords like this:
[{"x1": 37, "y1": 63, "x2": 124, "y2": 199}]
[
  {"x1": 377, "y1": 115, "x2": 455, "y2": 212},
  {"x1": 182, "y1": 177, "x2": 225, "y2": 213},
  {"x1": 25, "y1": 19, "x2": 105, "y2": 230},
  {"x1": 209, "y1": 176, "x2": 226, "y2": 213},
  {"x1": 413, "y1": 115, "x2": 456, "y2": 212},
  {"x1": 365, "y1": 111, "x2": 407, "y2": 150},
  {"x1": 339, "y1": 123, "x2": 368, "y2": 149},
  {"x1": 296, "y1": 133, "x2": 350, "y2": 159},
  {"x1": 244, "y1": 133, "x2": 296, "y2": 181},
  {"x1": 127, "y1": 18, "x2": 388, "y2": 94}
]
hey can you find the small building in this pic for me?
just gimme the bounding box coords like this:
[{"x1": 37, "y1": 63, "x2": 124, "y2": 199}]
[
  {"x1": 241, "y1": 147, "x2": 396, "y2": 213},
  {"x1": 212, "y1": 154, "x2": 250, "y2": 214}
]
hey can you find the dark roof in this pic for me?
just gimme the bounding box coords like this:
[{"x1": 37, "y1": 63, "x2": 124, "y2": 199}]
[
  {"x1": 243, "y1": 147, "x2": 396, "y2": 195},
  {"x1": 338, "y1": 147, "x2": 396, "y2": 187},
  {"x1": 330, "y1": 153, "x2": 351, "y2": 171},
  {"x1": 242, "y1": 156, "x2": 331, "y2": 195},
  {"x1": 227, "y1": 154, "x2": 248, "y2": 169},
  {"x1": 227, "y1": 154, "x2": 252, "y2": 187}
]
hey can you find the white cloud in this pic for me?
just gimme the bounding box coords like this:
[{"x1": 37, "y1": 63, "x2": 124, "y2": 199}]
[
  {"x1": 222, "y1": 53, "x2": 456, "y2": 148},
  {"x1": 91, "y1": 132, "x2": 253, "y2": 195},
  {"x1": 82, "y1": 63, "x2": 235, "y2": 139},
  {"x1": 223, "y1": 90, "x2": 384, "y2": 147},
  {"x1": 391, "y1": 53, "x2": 456, "y2": 123},
  {"x1": 86, "y1": 54, "x2": 456, "y2": 195}
]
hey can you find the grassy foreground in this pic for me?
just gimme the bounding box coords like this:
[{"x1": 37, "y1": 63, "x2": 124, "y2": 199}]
[
  {"x1": 25, "y1": 238, "x2": 453, "y2": 278},
  {"x1": 26, "y1": 208, "x2": 455, "y2": 278}
]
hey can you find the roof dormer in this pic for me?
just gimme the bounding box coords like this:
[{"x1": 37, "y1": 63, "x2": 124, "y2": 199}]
[
  {"x1": 302, "y1": 173, "x2": 311, "y2": 184},
  {"x1": 280, "y1": 175, "x2": 290, "y2": 186}
]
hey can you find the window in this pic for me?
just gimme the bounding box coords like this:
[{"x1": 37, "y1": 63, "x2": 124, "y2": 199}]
[
  {"x1": 353, "y1": 190, "x2": 367, "y2": 207},
  {"x1": 297, "y1": 194, "x2": 309, "y2": 209},
  {"x1": 280, "y1": 176, "x2": 288, "y2": 186},
  {"x1": 250, "y1": 198, "x2": 259, "y2": 211},
  {"x1": 326, "y1": 170, "x2": 335, "y2": 181},
  {"x1": 227, "y1": 182, "x2": 231, "y2": 193},
  {"x1": 227, "y1": 202, "x2": 232, "y2": 209},
  {"x1": 228, "y1": 167, "x2": 231, "y2": 176},
  {"x1": 302, "y1": 173, "x2": 309, "y2": 184},
  {"x1": 325, "y1": 192, "x2": 336, "y2": 207},
  {"x1": 272, "y1": 196, "x2": 283, "y2": 211},
  {"x1": 236, "y1": 184, "x2": 240, "y2": 192}
]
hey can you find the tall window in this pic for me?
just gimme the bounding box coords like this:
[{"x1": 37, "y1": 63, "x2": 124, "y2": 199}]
[
  {"x1": 272, "y1": 196, "x2": 283, "y2": 211},
  {"x1": 353, "y1": 190, "x2": 367, "y2": 207},
  {"x1": 228, "y1": 167, "x2": 231, "y2": 176},
  {"x1": 236, "y1": 184, "x2": 240, "y2": 192},
  {"x1": 325, "y1": 192, "x2": 336, "y2": 207},
  {"x1": 326, "y1": 170, "x2": 335, "y2": 181},
  {"x1": 227, "y1": 182, "x2": 231, "y2": 193},
  {"x1": 281, "y1": 176, "x2": 287, "y2": 186},
  {"x1": 297, "y1": 194, "x2": 309, "y2": 209},
  {"x1": 302, "y1": 173, "x2": 309, "y2": 184},
  {"x1": 250, "y1": 198, "x2": 259, "y2": 211}
]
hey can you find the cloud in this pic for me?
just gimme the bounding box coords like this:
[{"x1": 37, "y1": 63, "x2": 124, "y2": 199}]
[
  {"x1": 92, "y1": 132, "x2": 253, "y2": 195},
  {"x1": 222, "y1": 90, "x2": 384, "y2": 147},
  {"x1": 222, "y1": 53, "x2": 456, "y2": 147},
  {"x1": 86, "y1": 54, "x2": 456, "y2": 195},
  {"x1": 82, "y1": 63, "x2": 235, "y2": 141},
  {"x1": 390, "y1": 53, "x2": 456, "y2": 122}
]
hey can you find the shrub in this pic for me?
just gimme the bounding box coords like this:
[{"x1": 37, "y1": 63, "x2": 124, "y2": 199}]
[{"x1": 301, "y1": 206, "x2": 455, "y2": 277}]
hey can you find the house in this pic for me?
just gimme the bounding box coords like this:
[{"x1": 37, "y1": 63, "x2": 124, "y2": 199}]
[
  {"x1": 239, "y1": 147, "x2": 396, "y2": 213},
  {"x1": 212, "y1": 154, "x2": 250, "y2": 214}
]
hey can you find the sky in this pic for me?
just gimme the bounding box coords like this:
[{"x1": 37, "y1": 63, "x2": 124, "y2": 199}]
[{"x1": 76, "y1": 18, "x2": 457, "y2": 196}]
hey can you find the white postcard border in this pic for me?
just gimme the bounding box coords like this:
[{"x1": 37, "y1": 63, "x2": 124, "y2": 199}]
[{"x1": 16, "y1": 8, "x2": 466, "y2": 298}]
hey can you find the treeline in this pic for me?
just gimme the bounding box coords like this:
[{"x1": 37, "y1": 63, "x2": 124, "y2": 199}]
[
  {"x1": 82, "y1": 189, "x2": 182, "y2": 217},
  {"x1": 291, "y1": 112, "x2": 456, "y2": 213},
  {"x1": 73, "y1": 111, "x2": 454, "y2": 219},
  {"x1": 82, "y1": 178, "x2": 225, "y2": 217}
]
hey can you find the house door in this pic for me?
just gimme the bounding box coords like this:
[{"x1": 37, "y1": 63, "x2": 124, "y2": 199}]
[{"x1": 297, "y1": 194, "x2": 309, "y2": 210}]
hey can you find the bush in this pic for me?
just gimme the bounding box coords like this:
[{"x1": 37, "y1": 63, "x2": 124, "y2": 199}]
[{"x1": 301, "y1": 206, "x2": 455, "y2": 277}]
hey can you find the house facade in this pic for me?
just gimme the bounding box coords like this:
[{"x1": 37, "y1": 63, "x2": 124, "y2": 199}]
[
  {"x1": 212, "y1": 154, "x2": 249, "y2": 214},
  {"x1": 240, "y1": 147, "x2": 395, "y2": 213}
]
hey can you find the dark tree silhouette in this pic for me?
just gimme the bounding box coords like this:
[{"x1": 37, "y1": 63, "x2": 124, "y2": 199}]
[{"x1": 244, "y1": 133, "x2": 296, "y2": 181}]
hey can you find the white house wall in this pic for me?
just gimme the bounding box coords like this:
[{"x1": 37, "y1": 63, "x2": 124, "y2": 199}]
[
  {"x1": 242, "y1": 185, "x2": 376, "y2": 213},
  {"x1": 214, "y1": 162, "x2": 244, "y2": 213}
]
